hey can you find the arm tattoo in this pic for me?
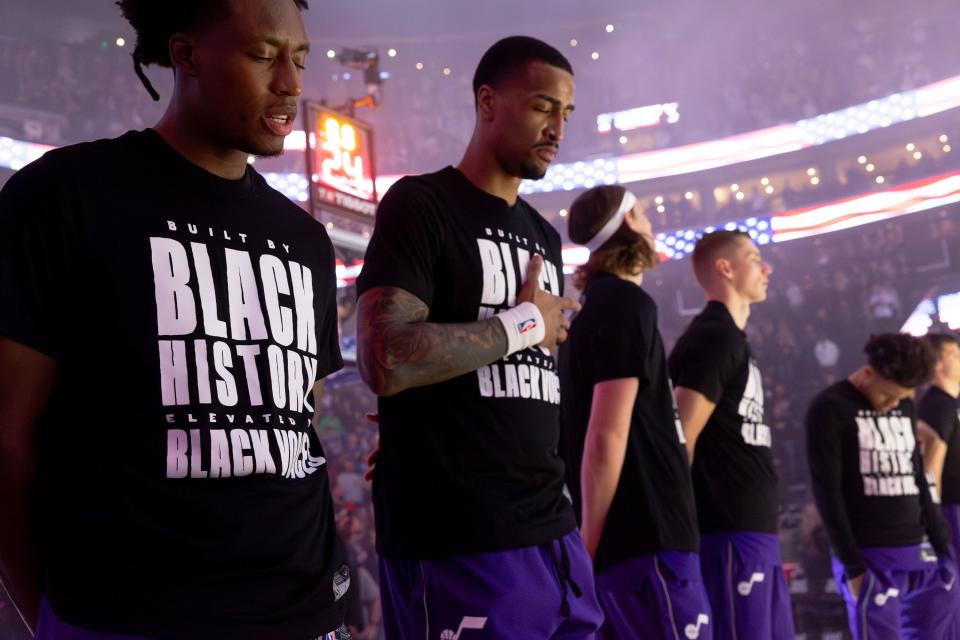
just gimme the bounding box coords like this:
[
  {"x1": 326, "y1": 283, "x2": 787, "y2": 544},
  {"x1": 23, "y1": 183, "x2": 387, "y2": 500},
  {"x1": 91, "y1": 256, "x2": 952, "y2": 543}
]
[{"x1": 357, "y1": 286, "x2": 507, "y2": 396}]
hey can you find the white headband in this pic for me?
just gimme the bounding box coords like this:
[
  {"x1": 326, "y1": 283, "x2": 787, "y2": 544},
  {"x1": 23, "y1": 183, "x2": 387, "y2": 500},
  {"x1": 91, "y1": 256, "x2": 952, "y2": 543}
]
[{"x1": 584, "y1": 190, "x2": 637, "y2": 253}]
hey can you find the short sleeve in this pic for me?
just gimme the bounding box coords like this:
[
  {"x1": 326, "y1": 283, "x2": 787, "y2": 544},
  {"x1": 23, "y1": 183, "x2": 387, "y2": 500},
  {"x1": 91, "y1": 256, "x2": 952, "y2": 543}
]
[
  {"x1": 918, "y1": 391, "x2": 959, "y2": 444},
  {"x1": 315, "y1": 234, "x2": 344, "y2": 380},
  {"x1": 355, "y1": 177, "x2": 445, "y2": 308},
  {"x1": 592, "y1": 293, "x2": 652, "y2": 385},
  {"x1": 669, "y1": 329, "x2": 738, "y2": 403},
  {"x1": 0, "y1": 154, "x2": 78, "y2": 358}
]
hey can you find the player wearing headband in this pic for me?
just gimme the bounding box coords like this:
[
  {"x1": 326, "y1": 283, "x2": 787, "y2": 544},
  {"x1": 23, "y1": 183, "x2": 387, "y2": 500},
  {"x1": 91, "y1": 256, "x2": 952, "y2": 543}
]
[
  {"x1": 667, "y1": 231, "x2": 794, "y2": 640},
  {"x1": 559, "y1": 185, "x2": 712, "y2": 639}
]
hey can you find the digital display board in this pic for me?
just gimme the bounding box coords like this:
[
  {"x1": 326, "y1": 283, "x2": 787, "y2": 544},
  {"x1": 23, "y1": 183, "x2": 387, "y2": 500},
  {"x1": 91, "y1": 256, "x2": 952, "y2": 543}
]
[{"x1": 305, "y1": 102, "x2": 377, "y2": 221}]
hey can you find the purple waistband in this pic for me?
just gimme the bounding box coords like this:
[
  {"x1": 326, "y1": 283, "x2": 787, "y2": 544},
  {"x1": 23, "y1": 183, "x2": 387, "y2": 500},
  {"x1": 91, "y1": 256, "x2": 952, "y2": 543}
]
[
  {"x1": 860, "y1": 543, "x2": 942, "y2": 571},
  {"x1": 700, "y1": 531, "x2": 783, "y2": 565}
]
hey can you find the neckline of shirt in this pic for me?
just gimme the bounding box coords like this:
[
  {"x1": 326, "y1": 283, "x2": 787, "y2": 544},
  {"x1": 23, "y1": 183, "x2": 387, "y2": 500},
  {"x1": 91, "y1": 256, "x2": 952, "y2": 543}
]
[
  {"x1": 141, "y1": 128, "x2": 257, "y2": 199},
  {"x1": 443, "y1": 166, "x2": 526, "y2": 212}
]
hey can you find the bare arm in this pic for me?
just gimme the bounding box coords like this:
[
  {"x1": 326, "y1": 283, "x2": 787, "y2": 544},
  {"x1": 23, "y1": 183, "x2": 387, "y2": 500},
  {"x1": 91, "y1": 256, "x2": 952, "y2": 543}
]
[
  {"x1": 580, "y1": 378, "x2": 639, "y2": 559},
  {"x1": 356, "y1": 285, "x2": 508, "y2": 396},
  {"x1": 917, "y1": 419, "x2": 948, "y2": 497},
  {"x1": 357, "y1": 255, "x2": 578, "y2": 397},
  {"x1": 674, "y1": 386, "x2": 716, "y2": 464},
  {"x1": 0, "y1": 337, "x2": 57, "y2": 634}
]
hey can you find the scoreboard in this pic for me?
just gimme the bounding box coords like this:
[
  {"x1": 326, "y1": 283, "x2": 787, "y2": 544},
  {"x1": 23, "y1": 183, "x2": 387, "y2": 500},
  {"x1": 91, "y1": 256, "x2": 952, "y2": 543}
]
[{"x1": 304, "y1": 102, "x2": 378, "y2": 221}]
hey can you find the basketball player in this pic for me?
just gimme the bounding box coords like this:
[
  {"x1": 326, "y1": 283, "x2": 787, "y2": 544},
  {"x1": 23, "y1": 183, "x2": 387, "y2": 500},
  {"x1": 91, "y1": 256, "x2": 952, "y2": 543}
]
[
  {"x1": 667, "y1": 231, "x2": 795, "y2": 639},
  {"x1": 0, "y1": 1, "x2": 351, "y2": 638},
  {"x1": 559, "y1": 185, "x2": 712, "y2": 639},
  {"x1": 807, "y1": 333, "x2": 959, "y2": 639},
  {"x1": 356, "y1": 36, "x2": 603, "y2": 637},
  {"x1": 917, "y1": 332, "x2": 960, "y2": 558}
]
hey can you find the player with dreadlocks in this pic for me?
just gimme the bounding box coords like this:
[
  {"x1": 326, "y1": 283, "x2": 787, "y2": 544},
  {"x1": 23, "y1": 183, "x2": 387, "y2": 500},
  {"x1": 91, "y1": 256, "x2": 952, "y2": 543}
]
[{"x1": 0, "y1": 1, "x2": 351, "y2": 638}]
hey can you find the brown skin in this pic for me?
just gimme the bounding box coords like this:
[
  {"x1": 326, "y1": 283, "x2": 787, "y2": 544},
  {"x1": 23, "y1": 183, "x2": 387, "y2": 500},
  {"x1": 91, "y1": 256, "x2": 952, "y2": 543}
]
[
  {"x1": 154, "y1": 0, "x2": 309, "y2": 179},
  {"x1": 357, "y1": 58, "x2": 580, "y2": 398},
  {"x1": 0, "y1": 339, "x2": 54, "y2": 633},
  {"x1": 0, "y1": 0, "x2": 310, "y2": 630}
]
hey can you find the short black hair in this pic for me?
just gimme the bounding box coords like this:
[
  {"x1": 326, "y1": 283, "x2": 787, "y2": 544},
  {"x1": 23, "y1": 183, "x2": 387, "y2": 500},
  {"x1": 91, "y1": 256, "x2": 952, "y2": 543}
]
[
  {"x1": 472, "y1": 36, "x2": 573, "y2": 106},
  {"x1": 864, "y1": 333, "x2": 936, "y2": 388},
  {"x1": 691, "y1": 230, "x2": 751, "y2": 288},
  {"x1": 116, "y1": 0, "x2": 309, "y2": 101},
  {"x1": 924, "y1": 332, "x2": 960, "y2": 358}
]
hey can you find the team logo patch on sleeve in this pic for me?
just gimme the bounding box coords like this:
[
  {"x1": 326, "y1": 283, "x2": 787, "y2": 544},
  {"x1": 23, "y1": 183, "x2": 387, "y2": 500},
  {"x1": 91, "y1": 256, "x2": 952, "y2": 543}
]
[{"x1": 517, "y1": 318, "x2": 538, "y2": 334}]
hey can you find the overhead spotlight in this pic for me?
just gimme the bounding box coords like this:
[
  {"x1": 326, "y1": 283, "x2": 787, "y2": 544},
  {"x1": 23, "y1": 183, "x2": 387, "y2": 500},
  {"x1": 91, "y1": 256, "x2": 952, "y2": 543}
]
[
  {"x1": 559, "y1": 208, "x2": 568, "y2": 217},
  {"x1": 326, "y1": 222, "x2": 335, "y2": 229},
  {"x1": 857, "y1": 155, "x2": 867, "y2": 164},
  {"x1": 684, "y1": 191, "x2": 694, "y2": 200},
  {"x1": 387, "y1": 48, "x2": 397, "y2": 57},
  {"x1": 326, "y1": 49, "x2": 336, "y2": 59},
  {"x1": 246, "y1": 155, "x2": 255, "y2": 164},
  {"x1": 865, "y1": 163, "x2": 875, "y2": 172},
  {"x1": 618, "y1": 135, "x2": 627, "y2": 144},
  {"x1": 570, "y1": 39, "x2": 579, "y2": 47},
  {"x1": 605, "y1": 24, "x2": 615, "y2": 33},
  {"x1": 656, "y1": 205, "x2": 666, "y2": 213},
  {"x1": 415, "y1": 62, "x2": 424, "y2": 70},
  {"x1": 443, "y1": 67, "x2": 451, "y2": 76},
  {"x1": 760, "y1": 177, "x2": 770, "y2": 186},
  {"x1": 906, "y1": 143, "x2": 915, "y2": 151},
  {"x1": 764, "y1": 185, "x2": 774, "y2": 194},
  {"x1": 944, "y1": 144, "x2": 952, "y2": 152},
  {"x1": 939, "y1": 134, "x2": 949, "y2": 143},
  {"x1": 912, "y1": 151, "x2": 922, "y2": 160},
  {"x1": 735, "y1": 191, "x2": 745, "y2": 200},
  {"x1": 115, "y1": 37, "x2": 126, "y2": 47},
  {"x1": 730, "y1": 183, "x2": 740, "y2": 192},
  {"x1": 806, "y1": 167, "x2": 817, "y2": 176},
  {"x1": 654, "y1": 196, "x2": 664, "y2": 204},
  {"x1": 810, "y1": 176, "x2": 820, "y2": 185},
  {"x1": 591, "y1": 51, "x2": 600, "y2": 60},
  {"x1": 875, "y1": 176, "x2": 885, "y2": 184}
]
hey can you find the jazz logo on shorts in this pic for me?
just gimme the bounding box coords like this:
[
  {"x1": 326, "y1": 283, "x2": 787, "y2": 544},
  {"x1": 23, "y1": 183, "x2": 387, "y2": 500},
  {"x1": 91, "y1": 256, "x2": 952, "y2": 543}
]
[
  {"x1": 737, "y1": 572, "x2": 765, "y2": 596},
  {"x1": 440, "y1": 616, "x2": 487, "y2": 640},
  {"x1": 874, "y1": 588, "x2": 900, "y2": 607},
  {"x1": 517, "y1": 318, "x2": 538, "y2": 334},
  {"x1": 684, "y1": 613, "x2": 710, "y2": 639}
]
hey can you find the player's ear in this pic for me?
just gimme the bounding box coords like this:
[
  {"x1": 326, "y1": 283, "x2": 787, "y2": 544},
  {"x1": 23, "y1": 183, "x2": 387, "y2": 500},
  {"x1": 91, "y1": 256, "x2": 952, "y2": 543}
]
[
  {"x1": 476, "y1": 85, "x2": 496, "y2": 121},
  {"x1": 715, "y1": 257, "x2": 733, "y2": 281}
]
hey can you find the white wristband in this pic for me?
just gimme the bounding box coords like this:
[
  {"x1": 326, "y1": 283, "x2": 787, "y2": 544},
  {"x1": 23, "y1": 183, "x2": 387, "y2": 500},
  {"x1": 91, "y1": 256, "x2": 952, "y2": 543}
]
[{"x1": 495, "y1": 302, "x2": 546, "y2": 356}]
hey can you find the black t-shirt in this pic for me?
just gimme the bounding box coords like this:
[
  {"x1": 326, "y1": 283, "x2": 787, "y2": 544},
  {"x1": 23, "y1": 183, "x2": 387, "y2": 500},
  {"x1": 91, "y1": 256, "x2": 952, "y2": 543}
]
[
  {"x1": 355, "y1": 166, "x2": 576, "y2": 558},
  {"x1": 667, "y1": 301, "x2": 779, "y2": 533},
  {"x1": 0, "y1": 130, "x2": 347, "y2": 639},
  {"x1": 918, "y1": 386, "x2": 960, "y2": 505},
  {"x1": 806, "y1": 380, "x2": 952, "y2": 577},
  {"x1": 559, "y1": 272, "x2": 698, "y2": 573}
]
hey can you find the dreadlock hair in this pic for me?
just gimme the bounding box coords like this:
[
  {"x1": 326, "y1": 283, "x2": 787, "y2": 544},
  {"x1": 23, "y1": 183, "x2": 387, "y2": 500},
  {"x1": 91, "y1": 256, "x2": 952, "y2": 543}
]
[
  {"x1": 116, "y1": 0, "x2": 309, "y2": 101},
  {"x1": 568, "y1": 184, "x2": 659, "y2": 291},
  {"x1": 864, "y1": 333, "x2": 936, "y2": 388}
]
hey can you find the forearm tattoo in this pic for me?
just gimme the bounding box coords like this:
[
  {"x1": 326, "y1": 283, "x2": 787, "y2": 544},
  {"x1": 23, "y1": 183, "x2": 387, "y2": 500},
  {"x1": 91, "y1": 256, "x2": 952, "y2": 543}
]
[{"x1": 357, "y1": 286, "x2": 508, "y2": 396}]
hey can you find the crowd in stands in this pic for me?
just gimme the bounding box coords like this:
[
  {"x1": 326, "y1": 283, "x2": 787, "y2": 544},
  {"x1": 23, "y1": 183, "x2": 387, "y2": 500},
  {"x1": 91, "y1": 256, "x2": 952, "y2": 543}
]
[
  {"x1": 305, "y1": 200, "x2": 960, "y2": 640},
  {"x1": 644, "y1": 131, "x2": 960, "y2": 234},
  {"x1": 3, "y1": 0, "x2": 959, "y2": 176}
]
